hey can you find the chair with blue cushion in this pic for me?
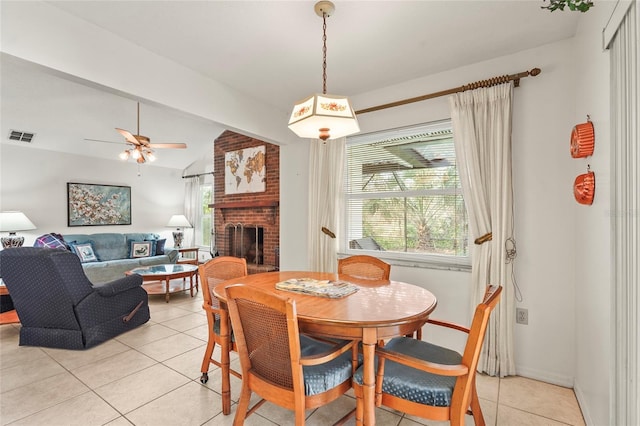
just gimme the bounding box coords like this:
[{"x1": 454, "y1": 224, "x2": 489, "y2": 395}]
[
  {"x1": 353, "y1": 285, "x2": 502, "y2": 426},
  {"x1": 0, "y1": 247, "x2": 149, "y2": 349},
  {"x1": 226, "y1": 283, "x2": 357, "y2": 425},
  {"x1": 198, "y1": 256, "x2": 247, "y2": 411}
]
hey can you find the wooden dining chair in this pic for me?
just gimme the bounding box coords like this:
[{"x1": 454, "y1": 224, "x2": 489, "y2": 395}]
[
  {"x1": 198, "y1": 256, "x2": 247, "y2": 410},
  {"x1": 225, "y1": 284, "x2": 357, "y2": 426},
  {"x1": 337, "y1": 255, "x2": 391, "y2": 280},
  {"x1": 337, "y1": 255, "x2": 421, "y2": 340},
  {"x1": 352, "y1": 285, "x2": 502, "y2": 426}
]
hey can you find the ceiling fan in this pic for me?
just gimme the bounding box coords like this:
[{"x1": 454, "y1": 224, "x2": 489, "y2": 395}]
[{"x1": 85, "y1": 102, "x2": 187, "y2": 164}]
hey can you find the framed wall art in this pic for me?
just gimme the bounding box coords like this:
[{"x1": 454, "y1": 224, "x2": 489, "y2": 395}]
[
  {"x1": 67, "y1": 182, "x2": 132, "y2": 226},
  {"x1": 224, "y1": 145, "x2": 266, "y2": 194}
]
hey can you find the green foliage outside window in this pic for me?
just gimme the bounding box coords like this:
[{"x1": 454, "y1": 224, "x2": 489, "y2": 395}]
[{"x1": 346, "y1": 122, "x2": 468, "y2": 260}]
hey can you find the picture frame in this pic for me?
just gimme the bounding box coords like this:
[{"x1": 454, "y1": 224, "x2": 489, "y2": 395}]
[
  {"x1": 67, "y1": 182, "x2": 132, "y2": 227},
  {"x1": 224, "y1": 145, "x2": 266, "y2": 194}
]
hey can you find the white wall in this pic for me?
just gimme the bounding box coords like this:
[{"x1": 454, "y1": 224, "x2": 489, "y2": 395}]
[
  {"x1": 281, "y1": 38, "x2": 582, "y2": 385},
  {"x1": 0, "y1": 144, "x2": 186, "y2": 245},
  {"x1": 571, "y1": 4, "x2": 614, "y2": 426}
]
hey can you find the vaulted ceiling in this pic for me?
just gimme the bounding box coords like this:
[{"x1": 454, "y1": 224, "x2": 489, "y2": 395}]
[{"x1": 1, "y1": 1, "x2": 580, "y2": 169}]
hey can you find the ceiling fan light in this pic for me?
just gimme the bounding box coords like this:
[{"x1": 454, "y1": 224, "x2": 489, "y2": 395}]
[
  {"x1": 131, "y1": 149, "x2": 141, "y2": 159},
  {"x1": 119, "y1": 150, "x2": 130, "y2": 160},
  {"x1": 147, "y1": 152, "x2": 156, "y2": 162}
]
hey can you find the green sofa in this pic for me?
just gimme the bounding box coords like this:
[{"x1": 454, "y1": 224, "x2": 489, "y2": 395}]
[{"x1": 62, "y1": 233, "x2": 178, "y2": 284}]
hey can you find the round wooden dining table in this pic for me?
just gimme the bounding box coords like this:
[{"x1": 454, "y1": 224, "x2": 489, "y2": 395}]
[{"x1": 213, "y1": 270, "x2": 437, "y2": 425}]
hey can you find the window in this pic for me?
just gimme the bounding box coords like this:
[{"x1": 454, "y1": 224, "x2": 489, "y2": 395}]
[
  {"x1": 196, "y1": 183, "x2": 213, "y2": 248},
  {"x1": 344, "y1": 120, "x2": 469, "y2": 268}
]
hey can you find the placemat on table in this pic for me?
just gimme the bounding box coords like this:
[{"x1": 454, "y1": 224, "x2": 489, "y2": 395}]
[{"x1": 275, "y1": 278, "x2": 358, "y2": 298}]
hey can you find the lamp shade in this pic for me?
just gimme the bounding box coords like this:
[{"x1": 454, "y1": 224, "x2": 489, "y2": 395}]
[
  {"x1": 0, "y1": 211, "x2": 36, "y2": 232},
  {"x1": 288, "y1": 93, "x2": 360, "y2": 141},
  {"x1": 166, "y1": 215, "x2": 192, "y2": 229}
]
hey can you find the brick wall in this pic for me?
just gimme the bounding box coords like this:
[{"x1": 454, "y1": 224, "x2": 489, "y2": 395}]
[{"x1": 212, "y1": 130, "x2": 280, "y2": 269}]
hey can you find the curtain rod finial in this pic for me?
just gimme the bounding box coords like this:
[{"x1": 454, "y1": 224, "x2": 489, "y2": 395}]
[{"x1": 529, "y1": 68, "x2": 542, "y2": 77}]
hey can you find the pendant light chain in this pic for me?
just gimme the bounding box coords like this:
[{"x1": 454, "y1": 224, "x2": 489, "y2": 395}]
[{"x1": 322, "y1": 12, "x2": 327, "y2": 95}]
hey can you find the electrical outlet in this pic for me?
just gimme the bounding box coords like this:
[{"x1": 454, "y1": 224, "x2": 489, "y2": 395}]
[{"x1": 516, "y1": 308, "x2": 528, "y2": 325}]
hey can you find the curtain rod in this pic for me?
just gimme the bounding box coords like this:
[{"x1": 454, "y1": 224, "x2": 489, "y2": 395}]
[
  {"x1": 182, "y1": 172, "x2": 215, "y2": 179},
  {"x1": 355, "y1": 67, "x2": 541, "y2": 115}
]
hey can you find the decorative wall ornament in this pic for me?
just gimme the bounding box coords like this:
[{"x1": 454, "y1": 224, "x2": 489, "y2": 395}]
[
  {"x1": 571, "y1": 116, "x2": 595, "y2": 158},
  {"x1": 574, "y1": 166, "x2": 595, "y2": 205},
  {"x1": 224, "y1": 145, "x2": 266, "y2": 194},
  {"x1": 67, "y1": 183, "x2": 132, "y2": 226}
]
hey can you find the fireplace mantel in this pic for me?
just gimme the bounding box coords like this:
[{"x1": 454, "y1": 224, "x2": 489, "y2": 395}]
[{"x1": 209, "y1": 201, "x2": 279, "y2": 224}]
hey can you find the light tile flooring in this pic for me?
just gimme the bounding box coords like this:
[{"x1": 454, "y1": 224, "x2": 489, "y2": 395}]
[{"x1": 0, "y1": 283, "x2": 585, "y2": 426}]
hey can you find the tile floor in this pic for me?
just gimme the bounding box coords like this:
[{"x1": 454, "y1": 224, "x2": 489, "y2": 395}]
[{"x1": 0, "y1": 283, "x2": 585, "y2": 426}]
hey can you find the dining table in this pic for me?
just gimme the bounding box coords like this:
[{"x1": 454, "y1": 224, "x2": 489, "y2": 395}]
[{"x1": 212, "y1": 270, "x2": 437, "y2": 425}]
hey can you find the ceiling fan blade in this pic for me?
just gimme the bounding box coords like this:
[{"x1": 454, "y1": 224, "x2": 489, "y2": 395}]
[
  {"x1": 148, "y1": 143, "x2": 187, "y2": 149},
  {"x1": 115, "y1": 128, "x2": 141, "y2": 145},
  {"x1": 84, "y1": 138, "x2": 126, "y2": 145}
]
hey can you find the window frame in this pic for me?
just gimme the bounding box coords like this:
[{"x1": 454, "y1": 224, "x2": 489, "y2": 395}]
[{"x1": 341, "y1": 120, "x2": 471, "y2": 271}]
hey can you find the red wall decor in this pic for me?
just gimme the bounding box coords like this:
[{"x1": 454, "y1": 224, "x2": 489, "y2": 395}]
[
  {"x1": 574, "y1": 168, "x2": 595, "y2": 205},
  {"x1": 570, "y1": 116, "x2": 595, "y2": 158}
]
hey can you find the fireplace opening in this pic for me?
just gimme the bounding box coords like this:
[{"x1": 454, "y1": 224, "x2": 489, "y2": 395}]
[{"x1": 225, "y1": 223, "x2": 263, "y2": 265}]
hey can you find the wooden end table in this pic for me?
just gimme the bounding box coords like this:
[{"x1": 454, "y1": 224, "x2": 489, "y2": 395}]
[
  {"x1": 0, "y1": 281, "x2": 20, "y2": 324},
  {"x1": 176, "y1": 247, "x2": 199, "y2": 265},
  {"x1": 126, "y1": 264, "x2": 199, "y2": 303}
]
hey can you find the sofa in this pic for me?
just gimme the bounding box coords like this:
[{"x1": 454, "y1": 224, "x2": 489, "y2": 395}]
[{"x1": 61, "y1": 233, "x2": 178, "y2": 284}]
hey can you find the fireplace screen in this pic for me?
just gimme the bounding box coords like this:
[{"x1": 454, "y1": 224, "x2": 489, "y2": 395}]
[{"x1": 225, "y1": 223, "x2": 263, "y2": 265}]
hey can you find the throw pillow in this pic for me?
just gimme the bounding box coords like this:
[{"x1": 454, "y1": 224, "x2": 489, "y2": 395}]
[
  {"x1": 145, "y1": 239, "x2": 158, "y2": 256},
  {"x1": 69, "y1": 242, "x2": 99, "y2": 263},
  {"x1": 129, "y1": 241, "x2": 153, "y2": 258},
  {"x1": 33, "y1": 233, "x2": 69, "y2": 250},
  {"x1": 155, "y1": 238, "x2": 166, "y2": 255}
]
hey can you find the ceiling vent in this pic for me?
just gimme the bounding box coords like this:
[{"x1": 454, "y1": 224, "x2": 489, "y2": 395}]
[{"x1": 8, "y1": 130, "x2": 35, "y2": 143}]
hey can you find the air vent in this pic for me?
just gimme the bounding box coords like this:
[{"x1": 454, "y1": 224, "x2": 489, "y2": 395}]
[{"x1": 8, "y1": 130, "x2": 35, "y2": 143}]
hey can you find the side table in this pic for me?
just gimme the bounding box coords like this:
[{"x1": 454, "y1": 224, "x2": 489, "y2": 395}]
[
  {"x1": 0, "y1": 281, "x2": 20, "y2": 324},
  {"x1": 176, "y1": 247, "x2": 199, "y2": 265}
]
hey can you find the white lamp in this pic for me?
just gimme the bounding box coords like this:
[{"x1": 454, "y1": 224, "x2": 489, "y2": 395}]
[
  {"x1": 0, "y1": 211, "x2": 37, "y2": 248},
  {"x1": 288, "y1": 1, "x2": 359, "y2": 141},
  {"x1": 166, "y1": 214, "x2": 192, "y2": 248}
]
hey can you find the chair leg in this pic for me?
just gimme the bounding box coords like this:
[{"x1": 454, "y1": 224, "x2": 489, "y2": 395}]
[
  {"x1": 354, "y1": 385, "x2": 364, "y2": 426},
  {"x1": 233, "y1": 385, "x2": 252, "y2": 426},
  {"x1": 200, "y1": 336, "x2": 216, "y2": 384},
  {"x1": 470, "y1": 379, "x2": 485, "y2": 426}
]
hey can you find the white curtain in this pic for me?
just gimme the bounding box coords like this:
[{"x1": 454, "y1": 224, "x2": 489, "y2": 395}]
[
  {"x1": 609, "y1": 2, "x2": 639, "y2": 424},
  {"x1": 308, "y1": 138, "x2": 345, "y2": 272},
  {"x1": 184, "y1": 176, "x2": 202, "y2": 248},
  {"x1": 449, "y1": 82, "x2": 516, "y2": 377}
]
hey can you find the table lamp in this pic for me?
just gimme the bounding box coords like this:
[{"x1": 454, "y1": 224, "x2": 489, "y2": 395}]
[
  {"x1": 0, "y1": 211, "x2": 37, "y2": 248},
  {"x1": 166, "y1": 214, "x2": 192, "y2": 248}
]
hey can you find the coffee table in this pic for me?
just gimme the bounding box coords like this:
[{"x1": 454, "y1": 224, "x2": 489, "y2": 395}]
[{"x1": 126, "y1": 264, "x2": 198, "y2": 303}]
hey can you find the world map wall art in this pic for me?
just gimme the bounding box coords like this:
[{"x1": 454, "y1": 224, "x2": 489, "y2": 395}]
[{"x1": 224, "y1": 145, "x2": 266, "y2": 194}]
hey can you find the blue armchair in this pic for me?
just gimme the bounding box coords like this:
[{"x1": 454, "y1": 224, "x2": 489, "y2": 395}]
[{"x1": 0, "y1": 247, "x2": 150, "y2": 349}]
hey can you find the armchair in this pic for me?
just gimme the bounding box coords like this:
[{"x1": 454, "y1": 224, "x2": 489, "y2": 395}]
[
  {"x1": 353, "y1": 285, "x2": 502, "y2": 426},
  {"x1": 226, "y1": 284, "x2": 357, "y2": 425},
  {"x1": 338, "y1": 255, "x2": 390, "y2": 281},
  {"x1": 0, "y1": 247, "x2": 149, "y2": 349}
]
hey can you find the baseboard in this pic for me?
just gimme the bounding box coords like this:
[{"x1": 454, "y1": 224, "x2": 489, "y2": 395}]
[
  {"x1": 515, "y1": 365, "x2": 574, "y2": 388},
  {"x1": 573, "y1": 382, "x2": 593, "y2": 426}
]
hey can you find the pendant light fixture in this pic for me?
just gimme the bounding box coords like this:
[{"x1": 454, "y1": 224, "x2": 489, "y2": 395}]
[{"x1": 288, "y1": 1, "x2": 359, "y2": 141}]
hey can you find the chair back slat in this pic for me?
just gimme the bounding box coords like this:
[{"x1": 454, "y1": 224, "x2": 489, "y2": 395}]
[
  {"x1": 198, "y1": 256, "x2": 247, "y2": 310},
  {"x1": 338, "y1": 255, "x2": 390, "y2": 280},
  {"x1": 234, "y1": 295, "x2": 295, "y2": 389}
]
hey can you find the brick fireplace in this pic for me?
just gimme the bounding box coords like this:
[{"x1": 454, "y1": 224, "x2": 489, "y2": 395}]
[{"x1": 210, "y1": 131, "x2": 280, "y2": 273}]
